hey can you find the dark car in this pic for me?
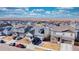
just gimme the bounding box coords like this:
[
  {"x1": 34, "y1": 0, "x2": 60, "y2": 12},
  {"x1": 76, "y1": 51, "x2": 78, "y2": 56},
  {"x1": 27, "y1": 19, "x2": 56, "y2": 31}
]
[
  {"x1": 15, "y1": 44, "x2": 26, "y2": 48},
  {"x1": 32, "y1": 37, "x2": 42, "y2": 45}
]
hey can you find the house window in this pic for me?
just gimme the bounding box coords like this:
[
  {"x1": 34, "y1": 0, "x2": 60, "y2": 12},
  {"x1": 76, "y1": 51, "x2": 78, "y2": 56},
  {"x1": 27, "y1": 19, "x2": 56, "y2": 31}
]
[
  {"x1": 61, "y1": 39, "x2": 72, "y2": 44},
  {"x1": 39, "y1": 28, "x2": 44, "y2": 34},
  {"x1": 63, "y1": 33, "x2": 64, "y2": 35},
  {"x1": 71, "y1": 33, "x2": 73, "y2": 36},
  {"x1": 58, "y1": 37, "x2": 60, "y2": 41}
]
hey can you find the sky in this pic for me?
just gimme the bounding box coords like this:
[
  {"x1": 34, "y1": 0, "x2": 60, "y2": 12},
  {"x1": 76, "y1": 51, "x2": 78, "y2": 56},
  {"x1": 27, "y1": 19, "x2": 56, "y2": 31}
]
[{"x1": 0, "y1": 7, "x2": 79, "y2": 18}]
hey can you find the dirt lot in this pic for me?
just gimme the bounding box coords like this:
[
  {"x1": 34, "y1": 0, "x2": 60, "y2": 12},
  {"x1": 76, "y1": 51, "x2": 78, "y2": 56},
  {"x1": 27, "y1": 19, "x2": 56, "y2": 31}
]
[
  {"x1": 73, "y1": 46, "x2": 79, "y2": 51},
  {"x1": 0, "y1": 44, "x2": 31, "y2": 51}
]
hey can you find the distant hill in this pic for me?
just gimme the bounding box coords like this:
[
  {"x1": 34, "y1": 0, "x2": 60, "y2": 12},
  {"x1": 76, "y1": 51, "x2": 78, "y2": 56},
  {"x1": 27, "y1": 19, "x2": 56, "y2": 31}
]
[{"x1": 0, "y1": 17, "x2": 78, "y2": 23}]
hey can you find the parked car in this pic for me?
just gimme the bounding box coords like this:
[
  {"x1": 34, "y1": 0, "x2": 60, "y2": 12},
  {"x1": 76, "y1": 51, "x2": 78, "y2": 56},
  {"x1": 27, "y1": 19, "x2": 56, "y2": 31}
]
[{"x1": 32, "y1": 37, "x2": 42, "y2": 45}]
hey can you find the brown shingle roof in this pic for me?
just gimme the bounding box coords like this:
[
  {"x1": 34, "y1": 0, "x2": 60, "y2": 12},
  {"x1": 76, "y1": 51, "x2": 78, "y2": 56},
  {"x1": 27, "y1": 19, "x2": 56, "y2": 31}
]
[{"x1": 50, "y1": 26, "x2": 75, "y2": 32}]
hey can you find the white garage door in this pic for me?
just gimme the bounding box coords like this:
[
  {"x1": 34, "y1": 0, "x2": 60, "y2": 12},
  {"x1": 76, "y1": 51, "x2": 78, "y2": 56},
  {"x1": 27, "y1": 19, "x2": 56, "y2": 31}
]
[{"x1": 60, "y1": 43, "x2": 73, "y2": 51}]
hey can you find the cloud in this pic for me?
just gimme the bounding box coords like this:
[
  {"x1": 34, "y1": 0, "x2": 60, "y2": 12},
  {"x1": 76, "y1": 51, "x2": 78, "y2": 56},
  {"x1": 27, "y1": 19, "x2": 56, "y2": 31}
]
[
  {"x1": 31, "y1": 9, "x2": 45, "y2": 13},
  {"x1": 0, "y1": 7, "x2": 78, "y2": 18},
  {"x1": 29, "y1": 12, "x2": 37, "y2": 16},
  {"x1": 26, "y1": 12, "x2": 41, "y2": 18},
  {"x1": 0, "y1": 8, "x2": 8, "y2": 11},
  {"x1": 26, "y1": 9, "x2": 44, "y2": 17},
  {"x1": 13, "y1": 8, "x2": 27, "y2": 14},
  {"x1": 24, "y1": 8, "x2": 29, "y2": 11},
  {"x1": 0, "y1": 8, "x2": 28, "y2": 15},
  {"x1": 45, "y1": 11, "x2": 51, "y2": 14},
  {"x1": 45, "y1": 8, "x2": 70, "y2": 15},
  {"x1": 57, "y1": 7, "x2": 74, "y2": 10},
  {"x1": 45, "y1": 8, "x2": 74, "y2": 18},
  {"x1": 0, "y1": 8, "x2": 29, "y2": 18}
]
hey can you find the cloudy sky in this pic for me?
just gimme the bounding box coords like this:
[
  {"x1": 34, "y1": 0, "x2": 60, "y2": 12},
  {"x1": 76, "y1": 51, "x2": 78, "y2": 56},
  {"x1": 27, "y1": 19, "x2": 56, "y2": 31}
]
[{"x1": 0, "y1": 7, "x2": 79, "y2": 18}]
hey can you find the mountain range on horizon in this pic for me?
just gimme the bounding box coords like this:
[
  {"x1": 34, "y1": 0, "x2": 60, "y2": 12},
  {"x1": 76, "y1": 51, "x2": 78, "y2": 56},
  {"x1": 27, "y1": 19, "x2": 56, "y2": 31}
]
[{"x1": 0, "y1": 17, "x2": 78, "y2": 23}]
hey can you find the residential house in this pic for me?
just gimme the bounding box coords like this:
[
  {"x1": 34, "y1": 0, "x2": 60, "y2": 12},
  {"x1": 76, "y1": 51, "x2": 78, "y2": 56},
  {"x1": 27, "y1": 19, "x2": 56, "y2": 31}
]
[{"x1": 50, "y1": 26, "x2": 75, "y2": 51}]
